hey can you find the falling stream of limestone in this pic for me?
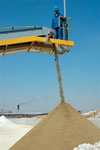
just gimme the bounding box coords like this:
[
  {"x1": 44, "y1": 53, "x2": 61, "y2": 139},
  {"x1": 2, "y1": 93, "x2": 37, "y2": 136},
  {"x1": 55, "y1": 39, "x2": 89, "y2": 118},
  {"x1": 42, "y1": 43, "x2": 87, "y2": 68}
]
[{"x1": 53, "y1": 45, "x2": 65, "y2": 102}]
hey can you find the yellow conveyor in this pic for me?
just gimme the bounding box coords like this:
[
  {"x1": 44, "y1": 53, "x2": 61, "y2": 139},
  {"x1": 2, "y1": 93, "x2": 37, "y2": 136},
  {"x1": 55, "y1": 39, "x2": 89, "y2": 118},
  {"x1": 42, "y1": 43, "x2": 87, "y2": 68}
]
[{"x1": 0, "y1": 36, "x2": 74, "y2": 56}]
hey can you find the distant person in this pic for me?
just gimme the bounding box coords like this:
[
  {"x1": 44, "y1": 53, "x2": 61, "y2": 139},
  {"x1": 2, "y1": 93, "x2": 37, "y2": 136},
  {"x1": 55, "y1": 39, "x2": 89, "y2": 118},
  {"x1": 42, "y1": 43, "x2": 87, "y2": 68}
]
[{"x1": 51, "y1": 6, "x2": 63, "y2": 40}]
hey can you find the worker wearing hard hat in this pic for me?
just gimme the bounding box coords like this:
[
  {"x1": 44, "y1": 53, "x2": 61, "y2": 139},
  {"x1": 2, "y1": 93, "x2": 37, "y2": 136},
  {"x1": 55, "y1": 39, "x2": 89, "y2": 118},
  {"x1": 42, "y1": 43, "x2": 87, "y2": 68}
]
[{"x1": 51, "y1": 6, "x2": 63, "y2": 39}]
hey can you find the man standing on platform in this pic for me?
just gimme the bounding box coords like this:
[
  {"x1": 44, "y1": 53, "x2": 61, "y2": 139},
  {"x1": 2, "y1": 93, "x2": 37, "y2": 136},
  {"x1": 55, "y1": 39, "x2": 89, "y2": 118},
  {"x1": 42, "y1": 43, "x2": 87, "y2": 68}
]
[{"x1": 51, "y1": 6, "x2": 63, "y2": 40}]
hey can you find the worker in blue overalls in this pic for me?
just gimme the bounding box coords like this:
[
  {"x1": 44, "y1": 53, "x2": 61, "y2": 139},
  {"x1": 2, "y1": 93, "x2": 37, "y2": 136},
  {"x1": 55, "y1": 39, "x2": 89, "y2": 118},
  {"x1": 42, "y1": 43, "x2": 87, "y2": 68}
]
[{"x1": 51, "y1": 6, "x2": 63, "y2": 40}]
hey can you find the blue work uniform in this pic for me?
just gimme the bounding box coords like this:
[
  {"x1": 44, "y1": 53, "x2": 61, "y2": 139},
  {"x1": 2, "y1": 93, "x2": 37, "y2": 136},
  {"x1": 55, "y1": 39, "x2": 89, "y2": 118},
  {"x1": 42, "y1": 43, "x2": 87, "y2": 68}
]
[{"x1": 51, "y1": 13, "x2": 63, "y2": 40}]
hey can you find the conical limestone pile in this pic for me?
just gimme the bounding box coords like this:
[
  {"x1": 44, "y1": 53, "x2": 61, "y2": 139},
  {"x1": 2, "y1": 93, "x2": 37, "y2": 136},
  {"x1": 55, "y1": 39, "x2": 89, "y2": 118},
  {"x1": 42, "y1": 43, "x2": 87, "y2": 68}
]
[{"x1": 10, "y1": 101, "x2": 100, "y2": 150}]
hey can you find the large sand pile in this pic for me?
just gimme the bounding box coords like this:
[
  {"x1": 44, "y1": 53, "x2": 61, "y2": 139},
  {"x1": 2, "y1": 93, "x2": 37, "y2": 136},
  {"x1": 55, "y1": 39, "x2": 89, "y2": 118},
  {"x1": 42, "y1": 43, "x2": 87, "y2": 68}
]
[{"x1": 10, "y1": 101, "x2": 100, "y2": 150}]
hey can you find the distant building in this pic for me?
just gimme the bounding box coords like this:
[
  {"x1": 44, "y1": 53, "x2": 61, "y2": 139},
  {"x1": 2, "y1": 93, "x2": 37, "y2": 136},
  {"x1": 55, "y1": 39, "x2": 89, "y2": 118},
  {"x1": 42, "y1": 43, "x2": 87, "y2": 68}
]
[{"x1": 0, "y1": 109, "x2": 12, "y2": 114}]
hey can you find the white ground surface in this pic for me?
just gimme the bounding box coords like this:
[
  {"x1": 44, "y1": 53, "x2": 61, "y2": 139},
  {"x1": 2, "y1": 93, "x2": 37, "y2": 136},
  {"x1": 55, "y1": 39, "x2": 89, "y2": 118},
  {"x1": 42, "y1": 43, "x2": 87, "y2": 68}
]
[
  {"x1": 0, "y1": 116, "x2": 40, "y2": 150},
  {"x1": 9, "y1": 116, "x2": 43, "y2": 126},
  {"x1": 0, "y1": 125, "x2": 32, "y2": 150}
]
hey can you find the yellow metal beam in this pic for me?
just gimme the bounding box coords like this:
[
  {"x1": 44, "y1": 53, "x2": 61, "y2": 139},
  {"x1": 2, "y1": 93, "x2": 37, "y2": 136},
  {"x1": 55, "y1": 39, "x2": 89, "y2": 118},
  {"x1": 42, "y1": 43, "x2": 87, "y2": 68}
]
[
  {"x1": 0, "y1": 36, "x2": 74, "y2": 47},
  {"x1": 3, "y1": 45, "x2": 8, "y2": 55},
  {"x1": 0, "y1": 43, "x2": 53, "y2": 51},
  {"x1": 27, "y1": 41, "x2": 34, "y2": 52}
]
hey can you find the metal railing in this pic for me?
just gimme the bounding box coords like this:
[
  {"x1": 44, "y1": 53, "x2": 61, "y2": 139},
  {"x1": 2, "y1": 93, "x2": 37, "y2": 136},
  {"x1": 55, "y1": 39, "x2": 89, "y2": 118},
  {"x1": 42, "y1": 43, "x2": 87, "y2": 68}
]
[{"x1": 59, "y1": 16, "x2": 72, "y2": 34}]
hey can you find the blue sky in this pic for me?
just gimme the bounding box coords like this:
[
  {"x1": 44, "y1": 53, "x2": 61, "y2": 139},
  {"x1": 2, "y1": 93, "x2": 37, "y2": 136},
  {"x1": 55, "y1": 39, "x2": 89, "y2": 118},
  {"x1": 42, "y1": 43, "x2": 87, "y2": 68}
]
[{"x1": 0, "y1": 0, "x2": 100, "y2": 113}]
